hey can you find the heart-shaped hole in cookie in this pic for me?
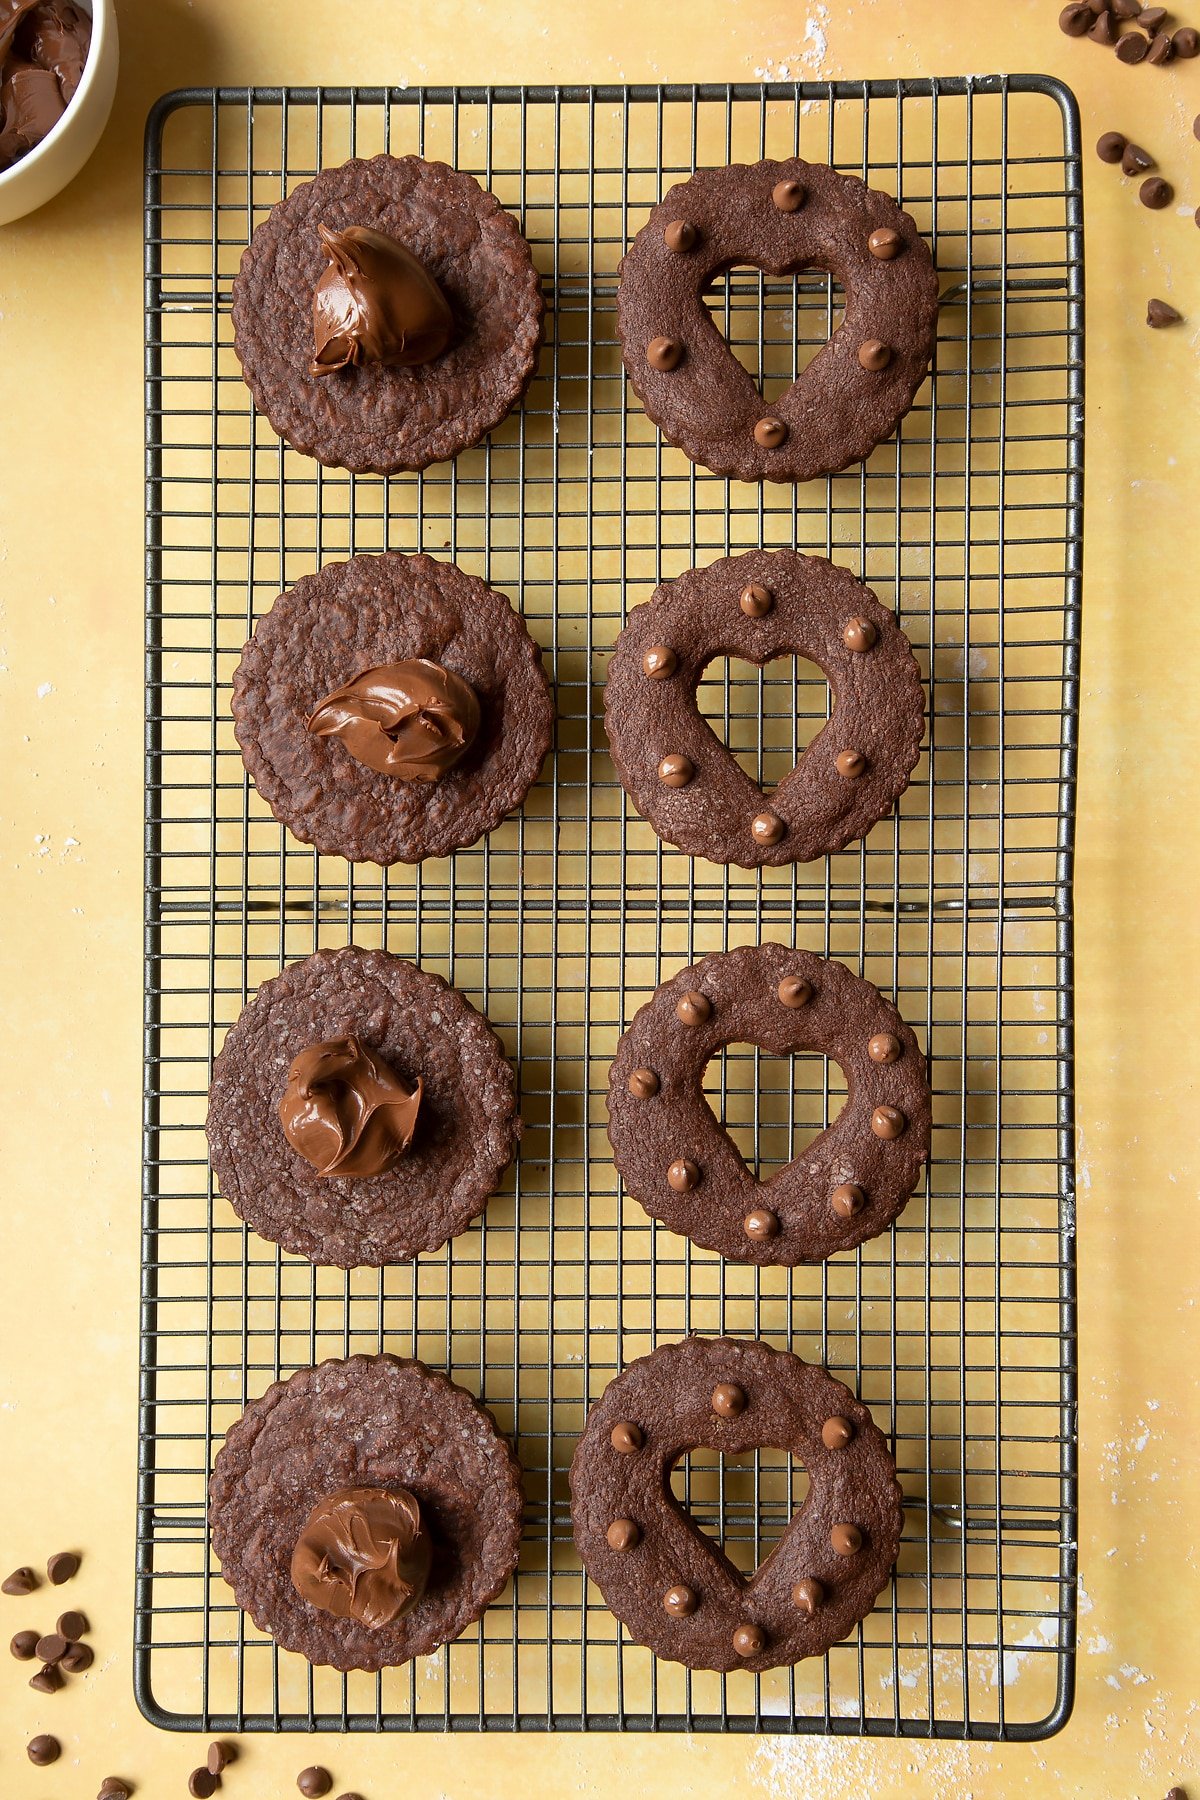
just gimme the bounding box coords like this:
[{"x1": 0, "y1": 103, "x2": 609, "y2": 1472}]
[
  {"x1": 669, "y1": 1446, "x2": 811, "y2": 1577},
  {"x1": 703, "y1": 1046, "x2": 849, "y2": 1179},
  {"x1": 696, "y1": 654, "x2": 832, "y2": 795},
  {"x1": 703, "y1": 266, "x2": 848, "y2": 406}
]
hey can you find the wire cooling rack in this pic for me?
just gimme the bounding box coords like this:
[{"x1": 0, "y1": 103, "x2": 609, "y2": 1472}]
[{"x1": 140, "y1": 79, "x2": 1082, "y2": 1739}]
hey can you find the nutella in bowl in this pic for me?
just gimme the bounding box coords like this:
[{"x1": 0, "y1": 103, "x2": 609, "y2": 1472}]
[{"x1": 0, "y1": 1, "x2": 91, "y2": 172}]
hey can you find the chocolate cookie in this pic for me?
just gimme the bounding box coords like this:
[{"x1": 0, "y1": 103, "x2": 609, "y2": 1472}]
[
  {"x1": 209, "y1": 1354, "x2": 524, "y2": 1670},
  {"x1": 232, "y1": 551, "x2": 554, "y2": 865},
  {"x1": 570, "y1": 1336, "x2": 903, "y2": 1672},
  {"x1": 231, "y1": 154, "x2": 544, "y2": 474},
  {"x1": 607, "y1": 942, "x2": 931, "y2": 1264},
  {"x1": 604, "y1": 549, "x2": 924, "y2": 867},
  {"x1": 617, "y1": 159, "x2": 939, "y2": 484},
  {"x1": 206, "y1": 946, "x2": 520, "y2": 1267}
]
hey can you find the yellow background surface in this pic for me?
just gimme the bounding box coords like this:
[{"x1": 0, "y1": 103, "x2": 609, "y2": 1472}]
[{"x1": 1, "y1": 1, "x2": 1197, "y2": 1795}]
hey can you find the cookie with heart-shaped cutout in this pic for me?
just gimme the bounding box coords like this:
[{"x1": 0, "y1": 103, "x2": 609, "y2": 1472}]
[
  {"x1": 607, "y1": 941, "x2": 931, "y2": 1264},
  {"x1": 570, "y1": 1336, "x2": 904, "y2": 1671},
  {"x1": 604, "y1": 549, "x2": 924, "y2": 867},
  {"x1": 617, "y1": 158, "x2": 939, "y2": 484}
]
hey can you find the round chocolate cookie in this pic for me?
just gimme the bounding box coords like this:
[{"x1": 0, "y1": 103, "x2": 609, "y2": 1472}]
[
  {"x1": 607, "y1": 942, "x2": 931, "y2": 1264},
  {"x1": 231, "y1": 154, "x2": 544, "y2": 474},
  {"x1": 232, "y1": 551, "x2": 554, "y2": 865},
  {"x1": 604, "y1": 549, "x2": 924, "y2": 868},
  {"x1": 617, "y1": 159, "x2": 939, "y2": 484},
  {"x1": 210, "y1": 1354, "x2": 524, "y2": 1670},
  {"x1": 570, "y1": 1336, "x2": 903, "y2": 1672},
  {"x1": 206, "y1": 946, "x2": 520, "y2": 1266}
]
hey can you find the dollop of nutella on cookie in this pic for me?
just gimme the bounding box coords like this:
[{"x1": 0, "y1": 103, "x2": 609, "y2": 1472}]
[
  {"x1": 0, "y1": 0, "x2": 91, "y2": 171},
  {"x1": 290, "y1": 1485, "x2": 433, "y2": 1628},
  {"x1": 279, "y1": 1036, "x2": 422, "y2": 1178},
  {"x1": 310, "y1": 222, "x2": 454, "y2": 377},
  {"x1": 307, "y1": 657, "x2": 481, "y2": 781}
]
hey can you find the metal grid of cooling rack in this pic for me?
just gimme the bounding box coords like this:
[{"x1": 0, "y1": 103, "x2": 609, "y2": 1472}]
[{"x1": 140, "y1": 79, "x2": 1082, "y2": 1739}]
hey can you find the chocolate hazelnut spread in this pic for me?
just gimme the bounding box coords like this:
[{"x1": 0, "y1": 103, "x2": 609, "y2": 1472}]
[
  {"x1": 0, "y1": 1, "x2": 90, "y2": 171},
  {"x1": 307, "y1": 657, "x2": 481, "y2": 781},
  {"x1": 278, "y1": 1036, "x2": 421, "y2": 1179},
  {"x1": 290, "y1": 1485, "x2": 432, "y2": 1628},
  {"x1": 310, "y1": 222, "x2": 454, "y2": 377}
]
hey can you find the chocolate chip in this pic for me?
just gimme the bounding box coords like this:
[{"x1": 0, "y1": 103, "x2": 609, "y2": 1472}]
[
  {"x1": 869, "y1": 1032, "x2": 902, "y2": 1064},
  {"x1": 743, "y1": 1207, "x2": 780, "y2": 1240},
  {"x1": 777, "y1": 975, "x2": 813, "y2": 1008},
  {"x1": 1140, "y1": 176, "x2": 1173, "y2": 208},
  {"x1": 867, "y1": 226, "x2": 902, "y2": 259},
  {"x1": 739, "y1": 581, "x2": 773, "y2": 617},
  {"x1": 1116, "y1": 30, "x2": 1150, "y2": 59},
  {"x1": 29, "y1": 1662, "x2": 63, "y2": 1693},
  {"x1": 1173, "y1": 25, "x2": 1199, "y2": 52},
  {"x1": 835, "y1": 748, "x2": 867, "y2": 778},
  {"x1": 1146, "y1": 27, "x2": 1175, "y2": 60},
  {"x1": 831, "y1": 1182, "x2": 866, "y2": 1218},
  {"x1": 27, "y1": 1734, "x2": 60, "y2": 1766},
  {"x1": 1112, "y1": 0, "x2": 1142, "y2": 14},
  {"x1": 1121, "y1": 140, "x2": 1155, "y2": 174},
  {"x1": 646, "y1": 334, "x2": 684, "y2": 371},
  {"x1": 791, "y1": 1576, "x2": 824, "y2": 1613},
  {"x1": 1059, "y1": 2, "x2": 1092, "y2": 30},
  {"x1": 1096, "y1": 130, "x2": 1127, "y2": 161},
  {"x1": 750, "y1": 811, "x2": 784, "y2": 845},
  {"x1": 753, "y1": 416, "x2": 787, "y2": 448},
  {"x1": 2, "y1": 1566, "x2": 38, "y2": 1595},
  {"x1": 641, "y1": 644, "x2": 676, "y2": 680},
  {"x1": 1195, "y1": 113, "x2": 1200, "y2": 140},
  {"x1": 60, "y1": 1640, "x2": 94, "y2": 1672},
  {"x1": 56, "y1": 1609, "x2": 88, "y2": 1639},
  {"x1": 843, "y1": 616, "x2": 878, "y2": 653},
  {"x1": 657, "y1": 753, "x2": 694, "y2": 788},
  {"x1": 188, "y1": 1771, "x2": 218, "y2": 1800},
  {"x1": 831, "y1": 1522, "x2": 864, "y2": 1556},
  {"x1": 662, "y1": 1583, "x2": 697, "y2": 1616},
  {"x1": 334, "y1": 1794, "x2": 366, "y2": 1800},
  {"x1": 1164, "y1": 1789, "x2": 1188, "y2": 1800},
  {"x1": 857, "y1": 338, "x2": 892, "y2": 371},
  {"x1": 1139, "y1": 4, "x2": 1167, "y2": 27},
  {"x1": 46, "y1": 1551, "x2": 79, "y2": 1585},
  {"x1": 871, "y1": 1104, "x2": 907, "y2": 1140},
  {"x1": 610, "y1": 1420, "x2": 643, "y2": 1454},
  {"x1": 207, "y1": 1742, "x2": 236, "y2": 1775},
  {"x1": 772, "y1": 179, "x2": 807, "y2": 212},
  {"x1": 711, "y1": 1382, "x2": 747, "y2": 1418},
  {"x1": 1087, "y1": 0, "x2": 1111, "y2": 12},
  {"x1": 11, "y1": 1628, "x2": 40, "y2": 1659},
  {"x1": 606, "y1": 1517, "x2": 641, "y2": 1551},
  {"x1": 98, "y1": 1780, "x2": 133, "y2": 1799},
  {"x1": 821, "y1": 1414, "x2": 855, "y2": 1450},
  {"x1": 664, "y1": 220, "x2": 698, "y2": 253},
  {"x1": 1147, "y1": 297, "x2": 1183, "y2": 327},
  {"x1": 666, "y1": 1157, "x2": 699, "y2": 1192},
  {"x1": 35, "y1": 1632, "x2": 70, "y2": 1664},
  {"x1": 297, "y1": 1771, "x2": 333, "y2": 1799},
  {"x1": 732, "y1": 1621, "x2": 766, "y2": 1655},
  {"x1": 628, "y1": 1068, "x2": 659, "y2": 1098},
  {"x1": 675, "y1": 991, "x2": 711, "y2": 1026},
  {"x1": 1087, "y1": 10, "x2": 1118, "y2": 43}
]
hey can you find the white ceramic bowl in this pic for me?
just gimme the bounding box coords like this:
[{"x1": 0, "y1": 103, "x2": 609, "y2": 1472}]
[{"x1": 0, "y1": 0, "x2": 118, "y2": 228}]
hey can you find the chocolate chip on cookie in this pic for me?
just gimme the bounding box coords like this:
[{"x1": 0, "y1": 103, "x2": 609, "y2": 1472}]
[
  {"x1": 607, "y1": 942, "x2": 931, "y2": 1264},
  {"x1": 206, "y1": 946, "x2": 520, "y2": 1267},
  {"x1": 617, "y1": 159, "x2": 939, "y2": 484},
  {"x1": 209, "y1": 1355, "x2": 523, "y2": 1670},
  {"x1": 232, "y1": 155, "x2": 543, "y2": 473}
]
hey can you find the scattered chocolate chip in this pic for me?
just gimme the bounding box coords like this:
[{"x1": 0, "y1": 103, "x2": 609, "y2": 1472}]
[
  {"x1": 1116, "y1": 30, "x2": 1151, "y2": 59},
  {"x1": 1096, "y1": 130, "x2": 1127, "y2": 162},
  {"x1": 1121, "y1": 140, "x2": 1155, "y2": 175},
  {"x1": 27, "y1": 1734, "x2": 61, "y2": 1766},
  {"x1": 1140, "y1": 176, "x2": 1173, "y2": 208},
  {"x1": 1195, "y1": 113, "x2": 1200, "y2": 139},
  {"x1": 2, "y1": 1566, "x2": 38, "y2": 1596},
  {"x1": 1113, "y1": 0, "x2": 1143, "y2": 14},
  {"x1": 29, "y1": 1663, "x2": 63, "y2": 1693},
  {"x1": 207, "y1": 1742, "x2": 236, "y2": 1776},
  {"x1": 1146, "y1": 27, "x2": 1175, "y2": 60},
  {"x1": 187, "y1": 1771, "x2": 218, "y2": 1800},
  {"x1": 1087, "y1": 0, "x2": 1111, "y2": 12},
  {"x1": 1059, "y1": 1, "x2": 1092, "y2": 30},
  {"x1": 98, "y1": 1780, "x2": 133, "y2": 1800},
  {"x1": 11, "y1": 1627, "x2": 40, "y2": 1659},
  {"x1": 60, "y1": 1640, "x2": 94, "y2": 1673},
  {"x1": 56, "y1": 1609, "x2": 88, "y2": 1640},
  {"x1": 334, "y1": 1794, "x2": 366, "y2": 1800},
  {"x1": 35, "y1": 1632, "x2": 70, "y2": 1665},
  {"x1": 46, "y1": 1551, "x2": 79, "y2": 1585},
  {"x1": 1195, "y1": 204, "x2": 1200, "y2": 228},
  {"x1": 1147, "y1": 297, "x2": 1183, "y2": 327},
  {"x1": 297, "y1": 1771, "x2": 333, "y2": 1799},
  {"x1": 1139, "y1": 4, "x2": 1168, "y2": 27},
  {"x1": 1087, "y1": 10, "x2": 1118, "y2": 43},
  {"x1": 1174, "y1": 25, "x2": 1199, "y2": 51},
  {"x1": 1164, "y1": 1789, "x2": 1188, "y2": 1800}
]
